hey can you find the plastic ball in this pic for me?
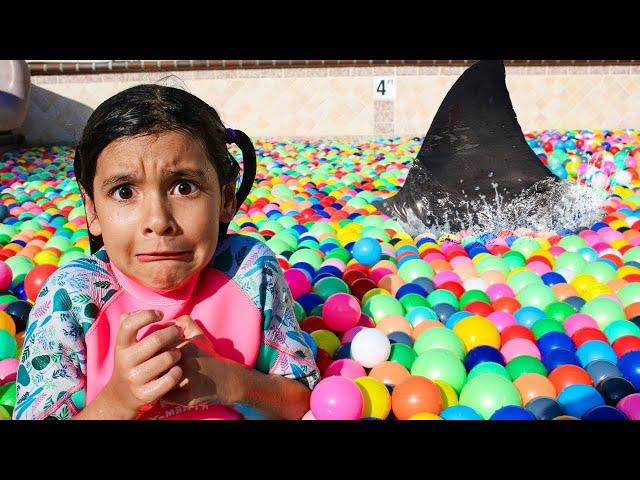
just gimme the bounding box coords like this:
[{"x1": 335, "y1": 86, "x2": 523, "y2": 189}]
[
  {"x1": 310, "y1": 376, "x2": 364, "y2": 420},
  {"x1": 350, "y1": 328, "x2": 391, "y2": 368},
  {"x1": 459, "y1": 373, "x2": 522, "y2": 419},
  {"x1": 391, "y1": 375, "x2": 443, "y2": 419}
]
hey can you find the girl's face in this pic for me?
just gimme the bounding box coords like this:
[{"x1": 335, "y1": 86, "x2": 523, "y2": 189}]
[{"x1": 83, "y1": 130, "x2": 236, "y2": 291}]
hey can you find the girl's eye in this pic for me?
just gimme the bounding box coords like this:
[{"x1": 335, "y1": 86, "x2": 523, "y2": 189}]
[
  {"x1": 113, "y1": 186, "x2": 134, "y2": 200},
  {"x1": 172, "y1": 181, "x2": 199, "y2": 196}
]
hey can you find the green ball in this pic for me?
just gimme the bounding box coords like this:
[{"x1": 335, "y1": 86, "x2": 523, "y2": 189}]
[
  {"x1": 516, "y1": 283, "x2": 556, "y2": 310},
  {"x1": 5, "y1": 256, "x2": 34, "y2": 279},
  {"x1": 554, "y1": 251, "x2": 587, "y2": 273},
  {"x1": 411, "y1": 349, "x2": 467, "y2": 393},
  {"x1": 475, "y1": 255, "x2": 511, "y2": 276},
  {"x1": 459, "y1": 290, "x2": 491, "y2": 309},
  {"x1": 326, "y1": 247, "x2": 351, "y2": 263},
  {"x1": 508, "y1": 270, "x2": 543, "y2": 294},
  {"x1": 398, "y1": 259, "x2": 434, "y2": 282},
  {"x1": 289, "y1": 248, "x2": 323, "y2": 269},
  {"x1": 510, "y1": 237, "x2": 541, "y2": 258},
  {"x1": 582, "y1": 262, "x2": 617, "y2": 284},
  {"x1": 389, "y1": 343, "x2": 417, "y2": 370},
  {"x1": 59, "y1": 250, "x2": 86, "y2": 267},
  {"x1": 459, "y1": 373, "x2": 522, "y2": 419},
  {"x1": 603, "y1": 320, "x2": 640, "y2": 343},
  {"x1": 0, "y1": 294, "x2": 17, "y2": 305},
  {"x1": 0, "y1": 381, "x2": 16, "y2": 409},
  {"x1": 363, "y1": 295, "x2": 405, "y2": 323},
  {"x1": 361, "y1": 227, "x2": 390, "y2": 243},
  {"x1": 581, "y1": 297, "x2": 626, "y2": 330},
  {"x1": 531, "y1": 319, "x2": 565, "y2": 339},
  {"x1": 310, "y1": 304, "x2": 324, "y2": 317},
  {"x1": 0, "y1": 330, "x2": 17, "y2": 360},
  {"x1": 399, "y1": 293, "x2": 430, "y2": 313},
  {"x1": 427, "y1": 289, "x2": 460, "y2": 309},
  {"x1": 312, "y1": 277, "x2": 349, "y2": 301},
  {"x1": 544, "y1": 302, "x2": 577, "y2": 323},
  {"x1": 265, "y1": 238, "x2": 291, "y2": 255},
  {"x1": 558, "y1": 235, "x2": 588, "y2": 253},
  {"x1": 272, "y1": 232, "x2": 298, "y2": 250},
  {"x1": 292, "y1": 301, "x2": 306, "y2": 322},
  {"x1": 502, "y1": 251, "x2": 526, "y2": 269},
  {"x1": 622, "y1": 246, "x2": 640, "y2": 264},
  {"x1": 505, "y1": 355, "x2": 547, "y2": 380},
  {"x1": 616, "y1": 283, "x2": 640, "y2": 307},
  {"x1": 467, "y1": 362, "x2": 512, "y2": 382},
  {"x1": 0, "y1": 405, "x2": 10, "y2": 420},
  {"x1": 414, "y1": 327, "x2": 466, "y2": 360}
]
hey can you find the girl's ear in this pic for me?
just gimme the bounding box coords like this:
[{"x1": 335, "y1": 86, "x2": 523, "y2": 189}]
[
  {"x1": 81, "y1": 187, "x2": 103, "y2": 237},
  {"x1": 218, "y1": 182, "x2": 237, "y2": 224}
]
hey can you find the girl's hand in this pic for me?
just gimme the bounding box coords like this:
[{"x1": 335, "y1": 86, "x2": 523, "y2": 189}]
[
  {"x1": 162, "y1": 315, "x2": 244, "y2": 406},
  {"x1": 102, "y1": 310, "x2": 185, "y2": 419}
]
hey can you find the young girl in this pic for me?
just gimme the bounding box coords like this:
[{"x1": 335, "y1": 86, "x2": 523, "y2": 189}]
[{"x1": 13, "y1": 84, "x2": 319, "y2": 420}]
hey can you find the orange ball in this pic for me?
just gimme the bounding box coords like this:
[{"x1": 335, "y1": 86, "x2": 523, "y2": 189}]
[
  {"x1": 429, "y1": 259, "x2": 452, "y2": 274},
  {"x1": 369, "y1": 361, "x2": 411, "y2": 387},
  {"x1": 391, "y1": 376, "x2": 443, "y2": 420},
  {"x1": 0, "y1": 311, "x2": 16, "y2": 337},
  {"x1": 376, "y1": 315, "x2": 412, "y2": 336},
  {"x1": 492, "y1": 297, "x2": 521, "y2": 314},
  {"x1": 548, "y1": 365, "x2": 593, "y2": 394},
  {"x1": 411, "y1": 320, "x2": 445, "y2": 340},
  {"x1": 551, "y1": 283, "x2": 578, "y2": 301},
  {"x1": 481, "y1": 270, "x2": 507, "y2": 285},
  {"x1": 513, "y1": 373, "x2": 557, "y2": 403},
  {"x1": 15, "y1": 330, "x2": 25, "y2": 348},
  {"x1": 377, "y1": 274, "x2": 405, "y2": 296}
]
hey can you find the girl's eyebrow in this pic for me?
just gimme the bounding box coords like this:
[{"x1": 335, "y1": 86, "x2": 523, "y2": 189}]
[
  {"x1": 102, "y1": 173, "x2": 138, "y2": 188},
  {"x1": 165, "y1": 168, "x2": 208, "y2": 179}
]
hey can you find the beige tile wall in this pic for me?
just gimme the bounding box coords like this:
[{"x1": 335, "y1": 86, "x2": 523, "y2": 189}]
[{"x1": 17, "y1": 66, "x2": 640, "y2": 145}]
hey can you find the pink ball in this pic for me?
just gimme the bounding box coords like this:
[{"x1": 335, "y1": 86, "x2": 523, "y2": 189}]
[
  {"x1": 310, "y1": 376, "x2": 364, "y2": 420},
  {"x1": 324, "y1": 359, "x2": 367, "y2": 380},
  {"x1": 342, "y1": 326, "x2": 366, "y2": 343},
  {"x1": 434, "y1": 271, "x2": 462, "y2": 287},
  {"x1": 0, "y1": 358, "x2": 19, "y2": 384},
  {"x1": 357, "y1": 313, "x2": 375, "y2": 328},
  {"x1": 369, "y1": 268, "x2": 394, "y2": 284},
  {"x1": 0, "y1": 262, "x2": 12, "y2": 291},
  {"x1": 617, "y1": 393, "x2": 640, "y2": 420},
  {"x1": 563, "y1": 313, "x2": 599, "y2": 336},
  {"x1": 527, "y1": 261, "x2": 551, "y2": 276},
  {"x1": 487, "y1": 311, "x2": 518, "y2": 332},
  {"x1": 322, "y1": 293, "x2": 361, "y2": 332},
  {"x1": 486, "y1": 283, "x2": 515, "y2": 301},
  {"x1": 283, "y1": 268, "x2": 311, "y2": 300},
  {"x1": 501, "y1": 338, "x2": 541, "y2": 362},
  {"x1": 301, "y1": 410, "x2": 317, "y2": 420}
]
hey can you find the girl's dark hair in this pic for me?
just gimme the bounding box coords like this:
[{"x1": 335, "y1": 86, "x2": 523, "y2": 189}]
[{"x1": 73, "y1": 84, "x2": 256, "y2": 254}]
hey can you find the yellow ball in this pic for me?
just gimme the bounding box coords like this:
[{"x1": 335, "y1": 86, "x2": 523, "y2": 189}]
[
  {"x1": 452, "y1": 315, "x2": 500, "y2": 351},
  {"x1": 611, "y1": 239, "x2": 629, "y2": 250},
  {"x1": 361, "y1": 288, "x2": 392, "y2": 306},
  {"x1": 310, "y1": 330, "x2": 341, "y2": 357},
  {"x1": 435, "y1": 380, "x2": 458, "y2": 408},
  {"x1": 0, "y1": 311, "x2": 16, "y2": 337},
  {"x1": 471, "y1": 252, "x2": 490, "y2": 264},
  {"x1": 570, "y1": 274, "x2": 599, "y2": 296},
  {"x1": 407, "y1": 412, "x2": 442, "y2": 420},
  {"x1": 33, "y1": 251, "x2": 59, "y2": 266},
  {"x1": 355, "y1": 377, "x2": 391, "y2": 419},
  {"x1": 531, "y1": 249, "x2": 554, "y2": 265},
  {"x1": 618, "y1": 266, "x2": 640, "y2": 279}
]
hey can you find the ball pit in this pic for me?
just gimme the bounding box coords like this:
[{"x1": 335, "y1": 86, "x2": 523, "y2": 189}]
[{"x1": 2, "y1": 131, "x2": 640, "y2": 420}]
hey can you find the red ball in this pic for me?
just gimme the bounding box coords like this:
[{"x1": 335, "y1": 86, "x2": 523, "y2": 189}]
[
  {"x1": 24, "y1": 264, "x2": 58, "y2": 302},
  {"x1": 439, "y1": 281, "x2": 465, "y2": 298},
  {"x1": 300, "y1": 316, "x2": 329, "y2": 333},
  {"x1": 612, "y1": 335, "x2": 640, "y2": 357},
  {"x1": 570, "y1": 327, "x2": 608, "y2": 348},
  {"x1": 492, "y1": 297, "x2": 521, "y2": 315},
  {"x1": 464, "y1": 301, "x2": 494, "y2": 317},
  {"x1": 548, "y1": 364, "x2": 592, "y2": 393},
  {"x1": 500, "y1": 324, "x2": 535, "y2": 345}
]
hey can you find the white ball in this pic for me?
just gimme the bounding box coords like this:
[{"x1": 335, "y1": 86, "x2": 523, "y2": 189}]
[
  {"x1": 463, "y1": 278, "x2": 488, "y2": 292},
  {"x1": 350, "y1": 328, "x2": 391, "y2": 368},
  {"x1": 615, "y1": 170, "x2": 632, "y2": 186},
  {"x1": 555, "y1": 268, "x2": 577, "y2": 283}
]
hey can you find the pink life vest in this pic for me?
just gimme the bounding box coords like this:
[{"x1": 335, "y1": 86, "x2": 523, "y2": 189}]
[{"x1": 84, "y1": 263, "x2": 262, "y2": 420}]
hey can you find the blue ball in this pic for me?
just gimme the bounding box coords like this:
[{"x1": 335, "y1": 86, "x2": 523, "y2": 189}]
[
  {"x1": 301, "y1": 331, "x2": 317, "y2": 358},
  {"x1": 582, "y1": 405, "x2": 628, "y2": 420},
  {"x1": 333, "y1": 342, "x2": 352, "y2": 360},
  {"x1": 490, "y1": 406, "x2": 536, "y2": 420},
  {"x1": 387, "y1": 331, "x2": 414, "y2": 347},
  {"x1": 412, "y1": 277, "x2": 435, "y2": 295},
  {"x1": 537, "y1": 332, "x2": 575, "y2": 356},
  {"x1": 586, "y1": 360, "x2": 623, "y2": 386},
  {"x1": 596, "y1": 376, "x2": 636, "y2": 406},
  {"x1": 352, "y1": 238, "x2": 382, "y2": 266},
  {"x1": 564, "y1": 296, "x2": 587, "y2": 311},
  {"x1": 576, "y1": 340, "x2": 618, "y2": 367},
  {"x1": 433, "y1": 303, "x2": 457, "y2": 323},
  {"x1": 395, "y1": 283, "x2": 428, "y2": 300},
  {"x1": 515, "y1": 306, "x2": 546, "y2": 328},
  {"x1": 617, "y1": 351, "x2": 640, "y2": 390},
  {"x1": 464, "y1": 345, "x2": 505, "y2": 371},
  {"x1": 296, "y1": 293, "x2": 324, "y2": 314},
  {"x1": 440, "y1": 405, "x2": 483, "y2": 420},
  {"x1": 541, "y1": 272, "x2": 566, "y2": 286},
  {"x1": 557, "y1": 384, "x2": 605, "y2": 418},
  {"x1": 542, "y1": 348, "x2": 581, "y2": 372},
  {"x1": 525, "y1": 397, "x2": 565, "y2": 420}
]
